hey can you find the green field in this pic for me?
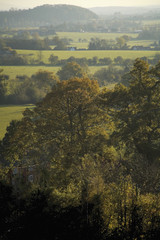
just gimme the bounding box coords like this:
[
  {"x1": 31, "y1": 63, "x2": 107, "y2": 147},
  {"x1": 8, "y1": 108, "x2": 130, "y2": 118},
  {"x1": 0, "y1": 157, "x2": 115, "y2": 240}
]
[
  {"x1": 2, "y1": 50, "x2": 160, "y2": 79},
  {"x1": 56, "y1": 32, "x2": 138, "y2": 42},
  {"x1": 53, "y1": 32, "x2": 154, "y2": 49},
  {"x1": 2, "y1": 66, "x2": 61, "y2": 79},
  {"x1": 142, "y1": 19, "x2": 160, "y2": 25},
  {"x1": 128, "y1": 40, "x2": 155, "y2": 47},
  {"x1": 2, "y1": 65, "x2": 122, "y2": 79},
  {"x1": 15, "y1": 49, "x2": 160, "y2": 65},
  {"x1": 0, "y1": 105, "x2": 34, "y2": 140}
]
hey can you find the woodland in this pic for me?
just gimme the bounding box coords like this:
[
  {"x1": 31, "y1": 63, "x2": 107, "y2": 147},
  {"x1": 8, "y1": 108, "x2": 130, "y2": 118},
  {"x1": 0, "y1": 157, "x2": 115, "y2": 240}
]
[
  {"x1": 1, "y1": 59, "x2": 160, "y2": 239},
  {"x1": 1, "y1": 4, "x2": 160, "y2": 240}
]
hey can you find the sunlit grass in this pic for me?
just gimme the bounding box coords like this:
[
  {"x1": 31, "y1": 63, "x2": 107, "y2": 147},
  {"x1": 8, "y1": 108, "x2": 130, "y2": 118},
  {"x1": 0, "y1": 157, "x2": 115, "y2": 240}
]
[
  {"x1": 56, "y1": 32, "x2": 138, "y2": 42},
  {"x1": 2, "y1": 66, "x2": 61, "y2": 79},
  {"x1": 0, "y1": 105, "x2": 34, "y2": 140},
  {"x1": 2, "y1": 49, "x2": 160, "y2": 79},
  {"x1": 15, "y1": 49, "x2": 160, "y2": 64}
]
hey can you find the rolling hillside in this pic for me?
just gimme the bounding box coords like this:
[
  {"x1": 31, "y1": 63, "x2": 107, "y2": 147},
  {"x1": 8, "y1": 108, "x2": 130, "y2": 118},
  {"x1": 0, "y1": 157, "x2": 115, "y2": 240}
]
[{"x1": 0, "y1": 4, "x2": 98, "y2": 28}]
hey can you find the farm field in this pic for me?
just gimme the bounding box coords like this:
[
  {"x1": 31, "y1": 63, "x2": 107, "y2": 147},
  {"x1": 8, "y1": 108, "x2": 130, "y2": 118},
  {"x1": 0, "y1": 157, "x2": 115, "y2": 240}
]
[
  {"x1": 2, "y1": 50, "x2": 160, "y2": 79},
  {"x1": 2, "y1": 66, "x2": 61, "y2": 79},
  {"x1": 51, "y1": 40, "x2": 155, "y2": 50},
  {"x1": 52, "y1": 32, "x2": 155, "y2": 49},
  {"x1": 15, "y1": 49, "x2": 160, "y2": 65},
  {"x1": 56, "y1": 32, "x2": 139, "y2": 41},
  {"x1": 0, "y1": 105, "x2": 34, "y2": 140},
  {"x1": 2, "y1": 65, "x2": 122, "y2": 79},
  {"x1": 127, "y1": 40, "x2": 155, "y2": 47},
  {"x1": 142, "y1": 19, "x2": 160, "y2": 25}
]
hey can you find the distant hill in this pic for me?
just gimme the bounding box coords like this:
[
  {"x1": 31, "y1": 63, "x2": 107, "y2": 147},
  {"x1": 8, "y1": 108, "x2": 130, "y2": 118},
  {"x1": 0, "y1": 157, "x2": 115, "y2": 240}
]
[
  {"x1": 0, "y1": 4, "x2": 98, "y2": 28},
  {"x1": 90, "y1": 6, "x2": 160, "y2": 16}
]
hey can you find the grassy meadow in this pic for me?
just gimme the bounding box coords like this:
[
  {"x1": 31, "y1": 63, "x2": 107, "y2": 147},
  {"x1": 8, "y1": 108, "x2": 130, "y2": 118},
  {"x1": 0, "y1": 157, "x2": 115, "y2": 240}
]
[
  {"x1": 15, "y1": 49, "x2": 160, "y2": 65},
  {"x1": 2, "y1": 66, "x2": 61, "y2": 79},
  {"x1": 2, "y1": 47, "x2": 159, "y2": 80},
  {"x1": 56, "y1": 32, "x2": 139, "y2": 43},
  {"x1": 0, "y1": 105, "x2": 34, "y2": 140},
  {"x1": 51, "y1": 32, "x2": 155, "y2": 49},
  {"x1": 2, "y1": 65, "x2": 108, "y2": 79}
]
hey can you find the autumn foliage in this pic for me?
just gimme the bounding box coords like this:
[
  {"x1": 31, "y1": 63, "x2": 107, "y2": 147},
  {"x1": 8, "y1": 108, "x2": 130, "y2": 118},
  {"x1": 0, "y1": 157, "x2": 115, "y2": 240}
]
[{"x1": 1, "y1": 59, "x2": 160, "y2": 239}]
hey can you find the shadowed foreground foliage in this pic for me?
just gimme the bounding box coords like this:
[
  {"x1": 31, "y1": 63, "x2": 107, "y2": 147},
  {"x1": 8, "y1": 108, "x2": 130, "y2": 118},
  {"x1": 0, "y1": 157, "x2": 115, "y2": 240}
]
[{"x1": 1, "y1": 181, "x2": 160, "y2": 240}]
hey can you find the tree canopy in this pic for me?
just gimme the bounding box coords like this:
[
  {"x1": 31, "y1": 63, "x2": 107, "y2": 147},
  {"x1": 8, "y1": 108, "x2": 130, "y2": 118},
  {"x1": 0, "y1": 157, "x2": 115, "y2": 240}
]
[
  {"x1": 102, "y1": 59, "x2": 160, "y2": 164},
  {"x1": 1, "y1": 59, "x2": 160, "y2": 239},
  {"x1": 57, "y1": 62, "x2": 87, "y2": 81}
]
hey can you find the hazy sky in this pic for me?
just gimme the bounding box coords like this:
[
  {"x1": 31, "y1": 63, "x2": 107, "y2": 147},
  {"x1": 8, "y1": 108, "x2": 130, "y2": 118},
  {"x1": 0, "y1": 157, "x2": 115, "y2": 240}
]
[{"x1": 0, "y1": 0, "x2": 160, "y2": 11}]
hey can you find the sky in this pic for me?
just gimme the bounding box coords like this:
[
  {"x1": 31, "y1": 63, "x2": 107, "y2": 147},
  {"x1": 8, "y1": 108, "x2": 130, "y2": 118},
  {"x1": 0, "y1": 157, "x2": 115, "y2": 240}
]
[{"x1": 0, "y1": 0, "x2": 160, "y2": 11}]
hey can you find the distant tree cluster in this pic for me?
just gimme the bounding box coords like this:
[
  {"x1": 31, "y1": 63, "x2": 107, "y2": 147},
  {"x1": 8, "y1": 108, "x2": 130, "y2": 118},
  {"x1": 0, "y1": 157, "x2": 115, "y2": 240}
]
[
  {"x1": 48, "y1": 55, "x2": 113, "y2": 66},
  {"x1": 137, "y1": 28, "x2": 160, "y2": 41},
  {"x1": 88, "y1": 36, "x2": 130, "y2": 50},
  {"x1": 0, "y1": 61, "x2": 129, "y2": 105},
  {"x1": 93, "y1": 65, "x2": 125, "y2": 86},
  {"x1": 0, "y1": 40, "x2": 28, "y2": 65},
  {"x1": 48, "y1": 54, "x2": 134, "y2": 68},
  {"x1": 0, "y1": 70, "x2": 58, "y2": 104},
  {"x1": 5, "y1": 38, "x2": 51, "y2": 50},
  {"x1": 49, "y1": 36, "x2": 70, "y2": 50},
  {"x1": 0, "y1": 69, "x2": 8, "y2": 103},
  {"x1": 2, "y1": 55, "x2": 160, "y2": 105}
]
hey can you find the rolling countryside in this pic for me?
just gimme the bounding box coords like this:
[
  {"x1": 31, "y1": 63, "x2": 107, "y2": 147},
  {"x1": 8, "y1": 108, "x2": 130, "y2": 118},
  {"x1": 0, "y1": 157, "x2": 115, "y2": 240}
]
[{"x1": 1, "y1": 3, "x2": 160, "y2": 239}]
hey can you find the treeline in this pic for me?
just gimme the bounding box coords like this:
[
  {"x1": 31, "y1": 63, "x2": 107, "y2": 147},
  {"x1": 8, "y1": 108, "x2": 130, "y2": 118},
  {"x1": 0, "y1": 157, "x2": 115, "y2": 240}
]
[
  {"x1": 48, "y1": 55, "x2": 133, "y2": 66},
  {"x1": 88, "y1": 36, "x2": 130, "y2": 50},
  {"x1": 5, "y1": 38, "x2": 51, "y2": 50},
  {"x1": 0, "y1": 35, "x2": 132, "y2": 51},
  {"x1": 0, "y1": 36, "x2": 72, "y2": 52},
  {"x1": 0, "y1": 26, "x2": 56, "y2": 37},
  {"x1": 1, "y1": 59, "x2": 160, "y2": 239},
  {"x1": 1, "y1": 33, "x2": 160, "y2": 54},
  {"x1": 0, "y1": 61, "x2": 132, "y2": 104},
  {"x1": 1, "y1": 55, "x2": 160, "y2": 104},
  {"x1": 137, "y1": 28, "x2": 160, "y2": 41},
  {"x1": 0, "y1": 46, "x2": 28, "y2": 65},
  {"x1": 0, "y1": 70, "x2": 58, "y2": 104}
]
